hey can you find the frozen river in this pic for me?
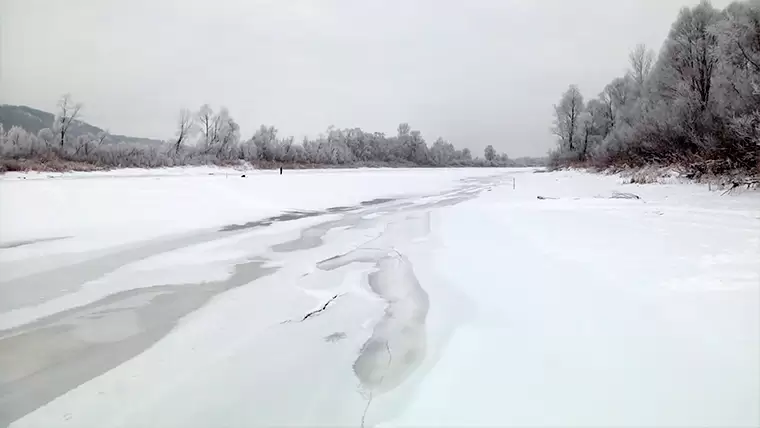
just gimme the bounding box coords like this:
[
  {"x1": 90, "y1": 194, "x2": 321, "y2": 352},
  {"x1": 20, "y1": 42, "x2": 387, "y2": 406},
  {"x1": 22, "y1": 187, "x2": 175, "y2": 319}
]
[{"x1": 1, "y1": 167, "x2": 758, "y2": 427}]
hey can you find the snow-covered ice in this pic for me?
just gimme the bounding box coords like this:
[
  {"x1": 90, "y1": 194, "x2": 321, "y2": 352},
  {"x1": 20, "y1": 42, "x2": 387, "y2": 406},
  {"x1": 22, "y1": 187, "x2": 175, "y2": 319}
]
[
  {"x1": 0, "y1": 167, "x2": 498, "y2": 245},
  {"x1": 0, "y1": 167, "x2": 758, "y2": 427}
]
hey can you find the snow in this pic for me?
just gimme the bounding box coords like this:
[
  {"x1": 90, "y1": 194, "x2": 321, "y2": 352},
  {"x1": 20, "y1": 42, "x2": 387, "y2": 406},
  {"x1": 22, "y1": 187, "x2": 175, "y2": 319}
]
[
  {"x1": 1, "y1": 168, "x2": 758, "y2": 427},
  {"x1": 393, "y1": 172, "x2": 760, "y2": 427},
  {"x1": 0, "y1": 167, "x2": 499, "y2": 245}
]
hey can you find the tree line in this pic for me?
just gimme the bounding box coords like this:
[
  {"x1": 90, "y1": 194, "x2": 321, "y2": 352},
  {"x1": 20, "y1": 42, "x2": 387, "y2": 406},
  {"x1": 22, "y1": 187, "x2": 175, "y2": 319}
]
[
  {"x1": 0, "y1": 97, "x2": 543, "y2": 171},
  {"x1": 551, "y1": 0, "x2": 759, "y2": 177}
]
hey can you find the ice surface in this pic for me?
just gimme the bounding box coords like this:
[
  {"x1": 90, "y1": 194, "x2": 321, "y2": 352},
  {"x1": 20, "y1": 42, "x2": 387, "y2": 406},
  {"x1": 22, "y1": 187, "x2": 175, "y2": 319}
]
[
  {"x1": 1, "y1": 168, "x2": 758, "y2": 427},
  {"x1": 0, "y1": 167, "x2": 499, "y2": 245}
]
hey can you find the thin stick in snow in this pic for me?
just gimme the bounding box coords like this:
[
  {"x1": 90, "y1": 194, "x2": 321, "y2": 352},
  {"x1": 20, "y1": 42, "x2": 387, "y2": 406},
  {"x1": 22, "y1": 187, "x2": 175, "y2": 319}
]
[
  {"x1": 360, "y1": 392, "x2": 373, "y2": 428},
  {"x1": 360, "y1": 341, "x2": 393, "y2": 428}
]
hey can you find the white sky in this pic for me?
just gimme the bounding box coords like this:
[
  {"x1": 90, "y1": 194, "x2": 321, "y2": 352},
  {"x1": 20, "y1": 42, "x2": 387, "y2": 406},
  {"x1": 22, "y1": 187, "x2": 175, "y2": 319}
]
[{"x1": 0, "y1": 0, "x2": 732, "y2": 157}]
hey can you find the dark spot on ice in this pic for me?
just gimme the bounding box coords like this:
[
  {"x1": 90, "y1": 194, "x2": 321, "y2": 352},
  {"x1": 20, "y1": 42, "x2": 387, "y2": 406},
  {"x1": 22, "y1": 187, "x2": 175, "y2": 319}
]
[{"x1": 324, "y1": 332, "x2": 347, "y2": 343}]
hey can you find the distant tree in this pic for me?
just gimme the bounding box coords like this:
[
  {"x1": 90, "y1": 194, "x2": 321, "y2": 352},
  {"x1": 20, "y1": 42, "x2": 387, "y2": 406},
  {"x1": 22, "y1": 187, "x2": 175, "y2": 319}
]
[
  {"x1": 37, "y1": 128, "x2": 55, "y2": 148},
  {"x1": 552, "y1": 85, "x2": 585, "y2": 153},
  {"x1": 629, "y1": 44, "x2": 656, "y2": 90},
  {"x1": 54, "y1": 94, "x2": 82, "y2": 148},
  {"x1": 409, "y1": 130, "x2": 430, "y2": 164},
  {"x1": 577, "y1": 111, "x2": 596, "y2": 160},
  {"x1": 484, "y1": 145, "x2": 496, "y2": 161},
  {"x1": 196, "y1": 104, "x2": 220, "y2": 152},
  {"x1": 397, "y1": 123, "x2": 411, "y2": 138},
  {"x1": 0, "y1": 94, "x2": 527, "y2": 169},
  {"x1": 174, "y1": 109, "x2": 194, "y2": 155},
  {"x1": 73, "y1": 133, "x2": 94, "y2": 156},
  {"x1": 430, "y1": 137, "x2": 456, "y2": 166},
  {"x1": 216, "y1": 108, "x2": 240, "y2": 159},
  {"x1": 251, "y1": 125, "x2": 278, "y2": 161},
  {"x1": 95, "y1": 131, "x2": 110, "y2": 147},
  {"x1": 6, "y1": 126, "x2": 25, "y2": 147},
  {"x1": 240, "y1": 138, "x2": 258, "y2": 161}
]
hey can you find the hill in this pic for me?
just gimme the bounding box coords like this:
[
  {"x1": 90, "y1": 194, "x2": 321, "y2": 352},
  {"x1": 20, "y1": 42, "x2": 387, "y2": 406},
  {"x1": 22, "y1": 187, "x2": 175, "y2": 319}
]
[{"x1": 0, "y1": 104, "x2": 163, "y2": 145}]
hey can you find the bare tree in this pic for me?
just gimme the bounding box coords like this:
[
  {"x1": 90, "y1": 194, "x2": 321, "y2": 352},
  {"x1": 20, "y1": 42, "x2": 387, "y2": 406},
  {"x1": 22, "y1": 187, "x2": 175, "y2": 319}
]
[
  {"x1": 95, "y1": 131, "x2": 109, "y2": 146},
  {"x1": 196, "y1": 104, "x2": 220, "y2": 153},
  {"x1": 174, "y1": 109, "x2": 194, "y2": 155},
  {"x1": 54, "y1": 94, "x2": 82, "y2": 148}
]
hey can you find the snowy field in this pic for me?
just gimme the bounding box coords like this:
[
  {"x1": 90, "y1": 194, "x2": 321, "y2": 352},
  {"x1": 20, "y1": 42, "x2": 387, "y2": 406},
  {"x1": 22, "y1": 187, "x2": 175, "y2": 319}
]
[{"x1": 0, "y1": 167, "x2": 758, "y2": 427}]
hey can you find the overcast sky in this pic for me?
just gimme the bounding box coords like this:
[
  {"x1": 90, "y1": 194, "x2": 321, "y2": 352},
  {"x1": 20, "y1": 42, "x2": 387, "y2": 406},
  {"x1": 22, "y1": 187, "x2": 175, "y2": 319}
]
[{"x1": 0, "y1": 0, "x2": 732, "y2": 157}]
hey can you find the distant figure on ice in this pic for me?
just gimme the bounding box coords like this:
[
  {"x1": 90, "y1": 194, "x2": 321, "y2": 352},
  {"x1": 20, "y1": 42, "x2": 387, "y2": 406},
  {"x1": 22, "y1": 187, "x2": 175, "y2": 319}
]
[{"x1": 280, "y1": 167, "x2": 283, "y2": 175}]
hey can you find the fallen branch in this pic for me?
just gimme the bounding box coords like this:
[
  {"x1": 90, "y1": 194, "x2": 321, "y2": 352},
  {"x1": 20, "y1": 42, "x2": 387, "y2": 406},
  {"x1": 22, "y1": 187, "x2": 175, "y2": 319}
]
[
  {"x1": 610, "y1": 191, "x2": 641, "y2": 200},
  {"x1": 721, "y1": 178, "x2": 759, "y2": 195},
  {"x1": 360, "y1": 341, "x2": 393, "y2": 428}
]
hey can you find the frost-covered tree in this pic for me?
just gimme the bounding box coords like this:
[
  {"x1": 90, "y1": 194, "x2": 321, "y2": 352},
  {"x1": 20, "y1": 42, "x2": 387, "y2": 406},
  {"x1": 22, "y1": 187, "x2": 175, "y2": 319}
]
[
  {"x1": 54, "y1": 94, "x2": 82, "y2": 148},
  {"x1": 397, "y1": 123, "x2": 411, "y2": 138},
  {"x1": 215, "y1": 108, "x2": 240, "y2": 159},
  {"x1": 1, "y1": 92, "x2": 517, "y2": 170},
  {"x1": 37, "y1": 128, "x2": 55, "y2": 148},
  {"x1": 0, "y1": 126, "x2": 43, "y2": 157},
  {"x1": 629, "y1": 44, "x2": 656, "y2": 91},
  {"x1": 239, "y1": 138, "x2": 259, "y2": 161},
  {"x1": 251, "y1": 125, "x2": 278, "y2": 161},
  {"x1": 74, "y1": 133, "x2": 94, "y2": 156},
  {"x1": 605, "y1": 77, "x2": 635, "y2": 119},
  {"x1": 6, "y1": 126, "x2": 26, "y2": 147},
  {"x1": 196, "y1": 104, "x2": 220, "y2": 152},
  {"x1": 430, "y1": 137, "x2": 456, "y2": 166},
  {"x1": 553, "y1": 85, "x2": 585, "y2": 153},
  {"x1": 577, "y1": 111, "x2": 597, "y2": 160},
  {"x1": 484, "y1": 144, "x2": 496, "y2": 161},
  {"x1": 586, "y1": 98, "x2": 613, "y2": 140},
  {"x1": 409, "y1": 130, "x2": 430, "y2": 165},
  {"x1": 655, "y1": 0, "x2": 721, "y2": 110}
]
